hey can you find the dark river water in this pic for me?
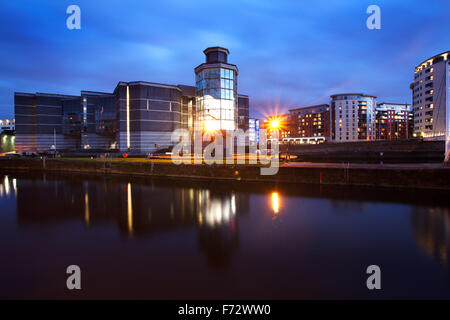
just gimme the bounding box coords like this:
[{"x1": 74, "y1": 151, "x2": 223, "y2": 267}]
[{"x1": 1, "y1": 170, "x2": 450, "y2": 299}]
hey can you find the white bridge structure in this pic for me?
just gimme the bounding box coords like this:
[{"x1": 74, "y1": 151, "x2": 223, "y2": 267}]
[{"x1": 446, "y1": 60, "x2": 450, "y2": 165}]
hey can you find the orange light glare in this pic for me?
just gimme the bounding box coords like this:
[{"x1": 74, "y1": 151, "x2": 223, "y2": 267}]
[{"x1": 270, "y1": 120, "x2": 280, "y2": 129}]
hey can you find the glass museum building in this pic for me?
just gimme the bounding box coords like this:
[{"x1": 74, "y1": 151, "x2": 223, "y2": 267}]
[{"x1": 14, "y1": 47, "x2": 249, "y2": 154}]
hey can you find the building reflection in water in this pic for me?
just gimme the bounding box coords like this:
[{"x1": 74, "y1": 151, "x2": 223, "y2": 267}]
[
  {"x1": 127, "y1": 183, "x2": 133, "y2": 235},
  {"x1": 8, "y1": 172, "x2": 450, "y2": 273},
  {"x1": 0, "y1": 175, "x2": 17, "y2": 199},
  {"x1": 329, "y1": 200, "x2": 365, "y2": 213},
  {"x1": 197, "y1": 190, "x2": 240, "y2": 267},
  {"x1": 84, "y1": 182, "x2": 90, "y2": 227},
  {"x1": 411, "y1": 207, "x2": 450, "y2": 269},
  {"x1": 13, "y1": 175, "x2": 250, "y2": 268}
]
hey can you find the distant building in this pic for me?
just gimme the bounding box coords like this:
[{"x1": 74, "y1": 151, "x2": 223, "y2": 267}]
[
  {"x1": 330, "y1": 93, "x2": 377, "y2": 142},
  {"x1": 288, "y1": 104, "x2": 331, "y2": 141},
  {"x1": 0, "y1": 133, "x2": 14, "y2": 153},
  {"x1": 14, "y1": 47, "x2": 250, "y2": 154},
  {"x1": 237, "y1": 94, "x2": 250, "y2": 132},
  {"x1": 375, "y1": 103, "x2": 412, "y2": 140},
  {"x1": 14, "y1": 91, "x2": 116, "y2": 153},
  {"x1": 248, "y1": 118, "x2": 259, "y2": 146},
  {"x1": 0, "y1": 119, "x2": 14, "y2": 132},
  {"x1": 412, "y1": 51, "x2": 449, "y2": 140}
]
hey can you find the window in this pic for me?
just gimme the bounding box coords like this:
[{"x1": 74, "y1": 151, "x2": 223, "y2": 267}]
[{"x1": 196, "y1": 67, "x2": 237, "y2": 130}]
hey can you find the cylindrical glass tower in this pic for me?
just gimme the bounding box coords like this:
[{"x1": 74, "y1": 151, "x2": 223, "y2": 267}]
[{"x1": 195, "y1": 47, "x2": 238, "y2": 131}]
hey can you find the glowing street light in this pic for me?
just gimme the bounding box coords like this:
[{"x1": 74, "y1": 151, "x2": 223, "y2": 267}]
[{"x1": 270, "y1": 119, "x2": 280, "y2": 129}]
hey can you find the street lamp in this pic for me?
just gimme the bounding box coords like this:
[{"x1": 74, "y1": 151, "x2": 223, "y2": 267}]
[{"x1": 270, "y1": 119, "x2": 280, "y2": 130}]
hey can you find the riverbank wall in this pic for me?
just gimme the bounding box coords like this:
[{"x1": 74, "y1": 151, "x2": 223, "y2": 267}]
[
  {"x1": 283, "y1": 139, "x2": 444, "y2": 163},
  {"x1": 1, "y1": 158, "x2": 450, "y2": 190}
]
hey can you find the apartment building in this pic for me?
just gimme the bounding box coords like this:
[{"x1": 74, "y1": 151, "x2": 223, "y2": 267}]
[
  {"x1": 330, "y1": 93, "x2": 377, "y2": 142},
  {"x1": 288, "y1": 104, "x2": 331, "y2": 141},
  {"x1": 412, "y1": 51, "x2": 449, "y2": 140},
  {"x1": 376, "y1": 103, "x2": 412, "y2": 140}
]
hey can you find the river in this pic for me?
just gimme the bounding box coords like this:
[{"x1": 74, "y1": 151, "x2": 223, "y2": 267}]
[{"x1": 0, "y1": 171, "x2": 449, "y2": 299}]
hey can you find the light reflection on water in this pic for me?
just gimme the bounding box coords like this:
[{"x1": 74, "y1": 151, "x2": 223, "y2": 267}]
[
  {"x1": 0, "y1": 175, "x2": 17, "y2": 198},
  {"x1": 271, "y1": 192, "x2": 279, "y2": 214},
  {"x1": 411, "y1": 207, "x2": 450, "y2": 268},
  {"x1": 0, "y1": 171, "x2": 450, "y2": 299}
]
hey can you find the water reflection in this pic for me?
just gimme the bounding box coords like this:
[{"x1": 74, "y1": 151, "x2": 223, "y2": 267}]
[
  {"x1": 197, "y1": 191, "x2": 241, "y2": 267},
  {"x1": 3, "y1": 172, "x2": 450, "y2": 271},
  {"x1": 84, "y1": 192, "x2": 89, "y2": 226},
  {"x1": 0, "y1": 175, "x2": 17, "y2": 198},
  {"x1": 2, "y1": 172, "x2": 450, "y2": 298},
  {"x1": 411, "y1": 207, "x2": 450, "y2": 269},
  {"x1": 127, "y1": 182, "x2": 133, "y2": 235},
  {"x1": 11, "y1": 174, "x2": 249, "y2": 267},
  {"x1": 271, "y1": 192, "x2": 279, "y2": 214}
]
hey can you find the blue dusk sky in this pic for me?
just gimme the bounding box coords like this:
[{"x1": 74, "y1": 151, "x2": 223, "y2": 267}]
[{"x1": 0, "y1": 0, "x2": 449, "y2": 119}]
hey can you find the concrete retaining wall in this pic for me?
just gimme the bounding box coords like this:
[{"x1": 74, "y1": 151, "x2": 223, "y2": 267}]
[
  {"x1": 1, "y1": 158, "x2": 450, "y2": 190},
  {"x1": 283, "y1": 140, "x2": 445, "y2": 163}
]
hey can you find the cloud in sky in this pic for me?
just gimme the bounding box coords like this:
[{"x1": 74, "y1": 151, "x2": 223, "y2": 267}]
[{"x1": 0, "y1": 0, "x2": 449, "y2": 118}]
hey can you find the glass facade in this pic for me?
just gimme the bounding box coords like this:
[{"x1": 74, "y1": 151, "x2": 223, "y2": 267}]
[
  {"x1": 82, "y1": 97, "x2": 89, "y2": 148},
  {"x1": 195, "y1": 67, "x2": 237, "y2": 131},
  {"x1": 248, "y1": 118, "x2": 259, "y2": 145}
]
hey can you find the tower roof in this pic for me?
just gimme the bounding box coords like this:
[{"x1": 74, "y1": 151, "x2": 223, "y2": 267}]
[{"x1": 203, "y1": 47, "x2": 230, "y2": 55}]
